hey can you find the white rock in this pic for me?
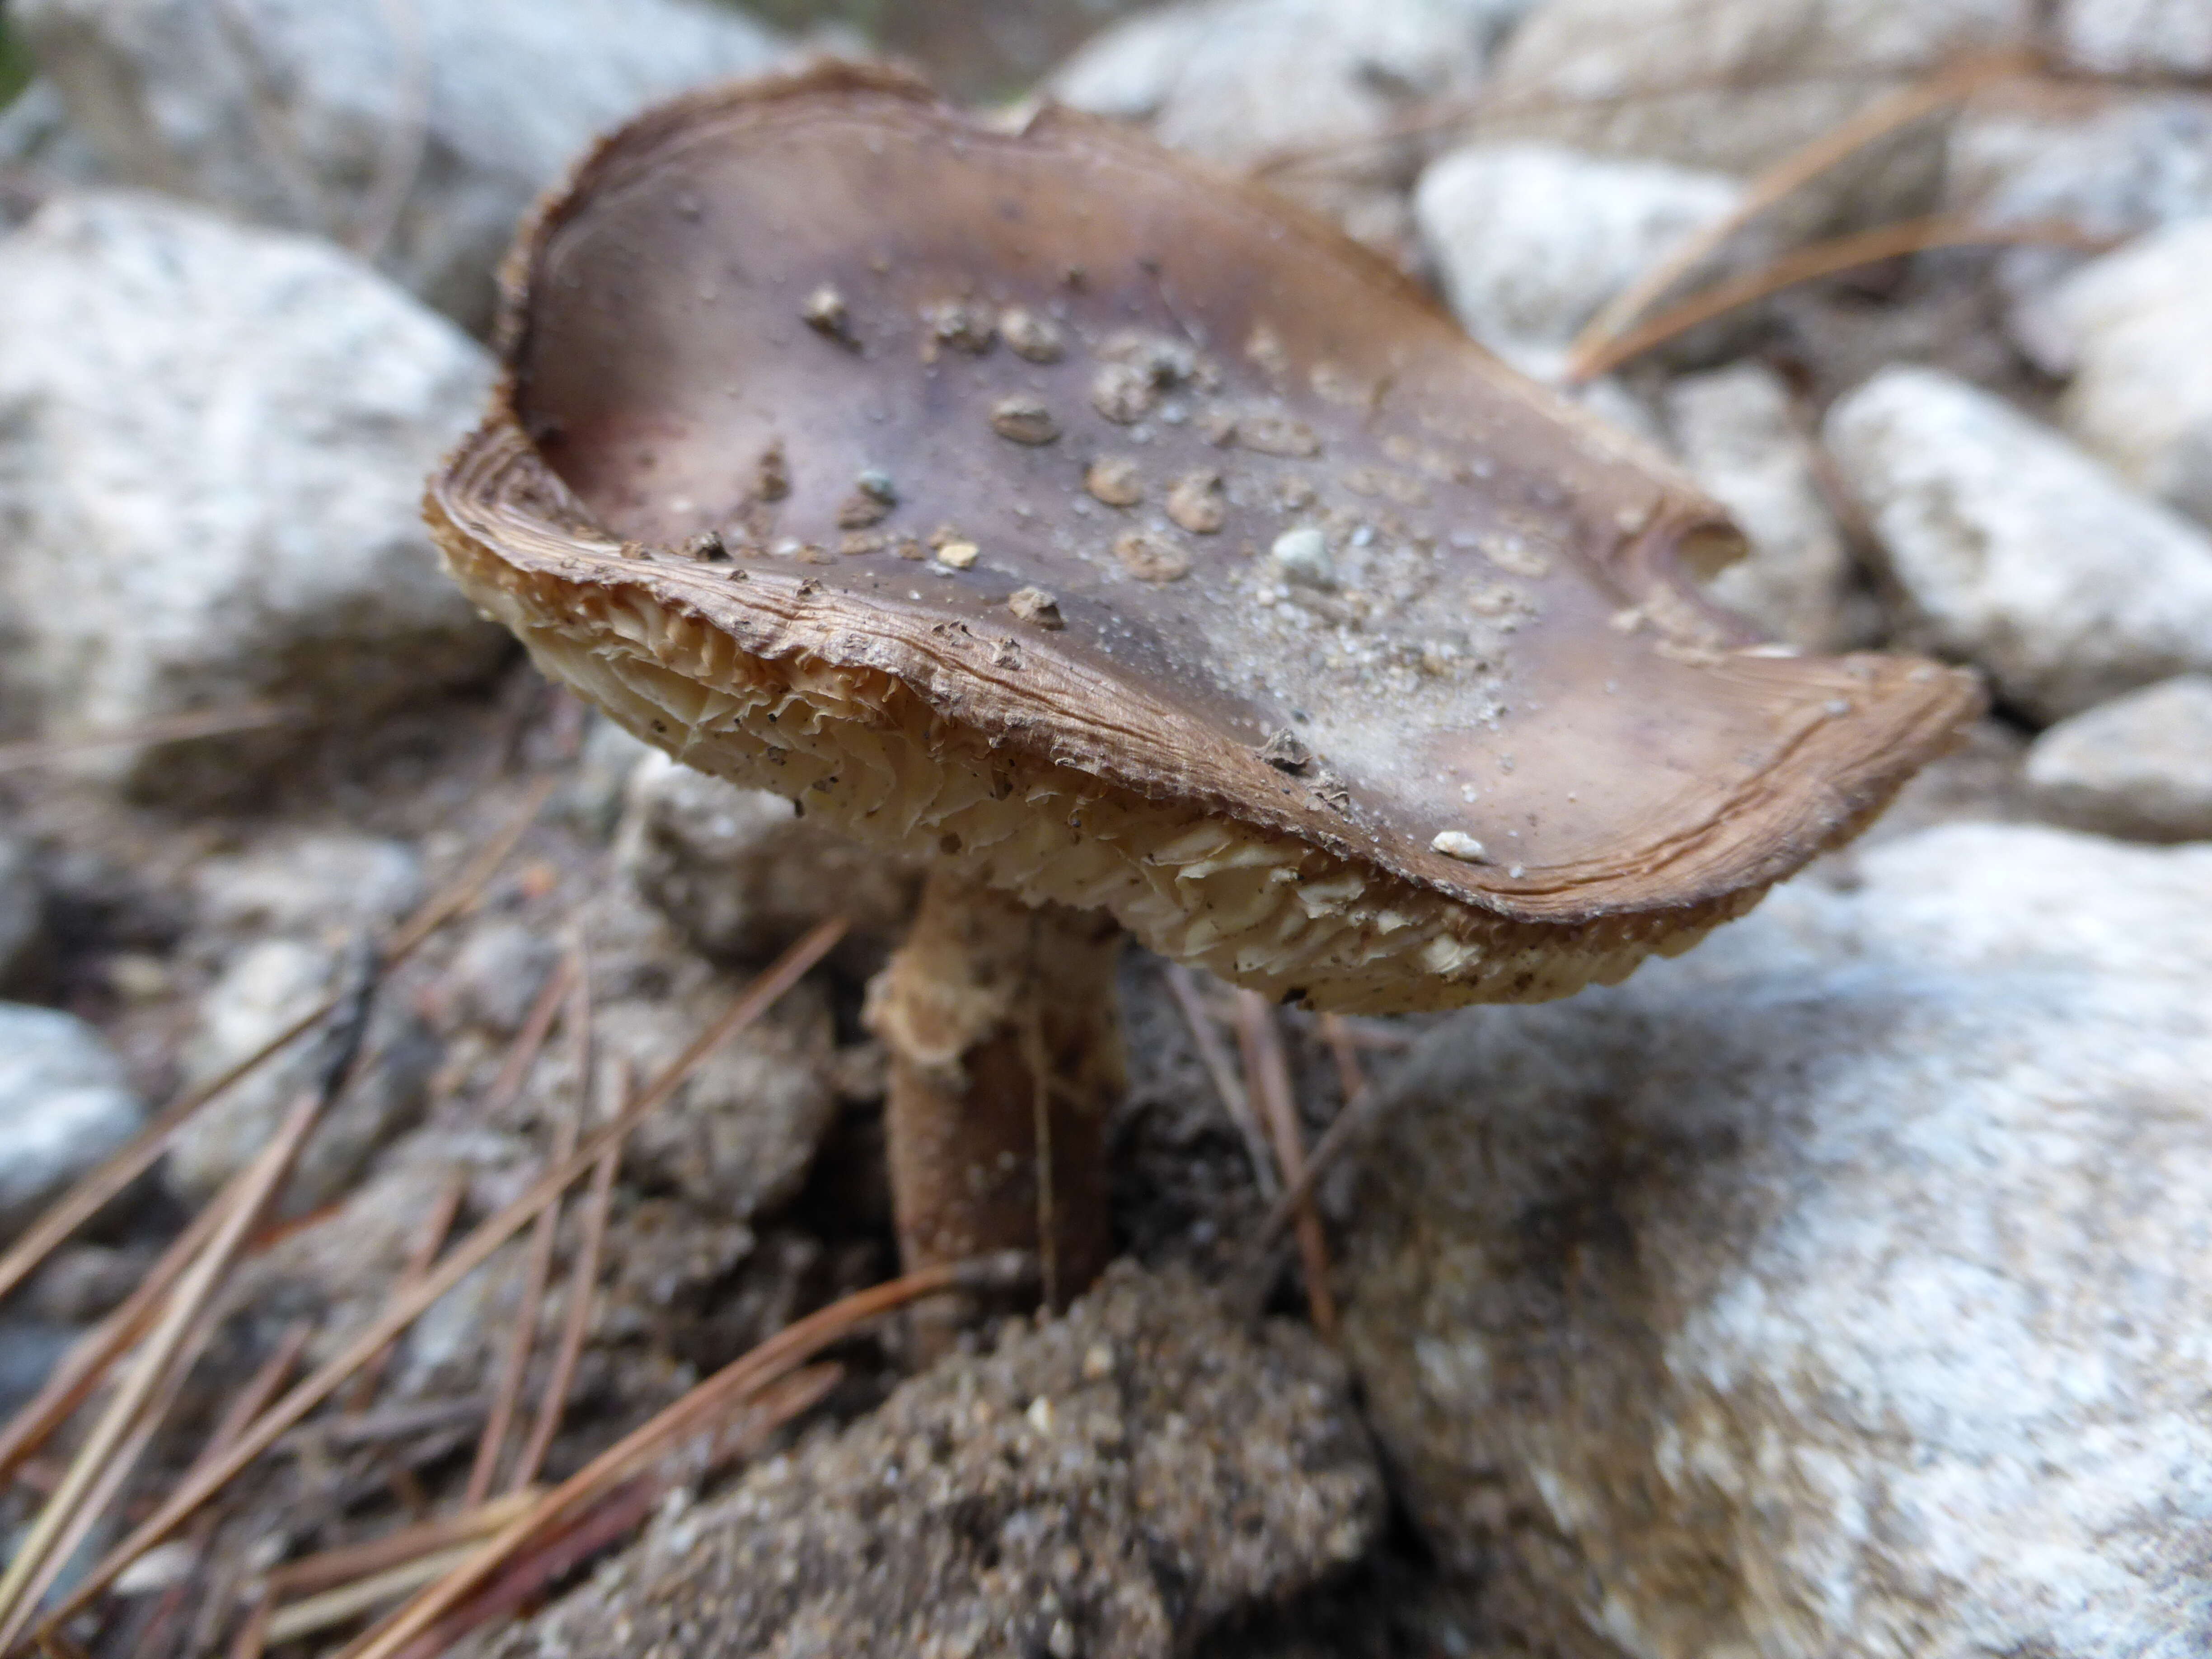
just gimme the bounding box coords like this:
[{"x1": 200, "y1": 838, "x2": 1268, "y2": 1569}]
[
  {"x1": 1476, "y1": 0, "x2": 2030, "y2": 232},
  {"x1": 2026, "y1": 675, "x2": 2212, "y2": 844},
  {"x1": 2055, "y1": 0, "x2": 2212, "y2": 78},
  {"x1": 0, "y1": 1003, "x2": 145, "y2": 1241},
  {"x1": 0, "y1": 192, "x2": 505, "y2": 798},
  {"x1": 1824, "y1": 365, "x2": 2212, "y2": 722},
  {"x1": 169, "y1": 938, "x2": 434, "y2": 1215},
  {"x1": 2024, "y1": 218, "x2": 2212, "y2": 531},
  {"x1": 1945, "y1": 88, "x2": 2212, "y2": 344},
  {"x1": 1663, "y1": 363, "x2": 1867, "y2": 651},
  {"x1": 1344, "y1": 822, "x2": 2212, "y2": 1659},
  {"x1": 1415, "y1": 143, "x2": 1743, "y2": 357},
  {"x1": 12, "y1": 0, "x2": 789, "y2": 330},
  {"x1": 1051, "y1": 0, "x2": 1521, "y2": 171},
  {"x1": 614, "y1": 750, "x2": 919, "y2": 965}
]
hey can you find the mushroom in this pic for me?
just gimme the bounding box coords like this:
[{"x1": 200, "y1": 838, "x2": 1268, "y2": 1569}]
[{"x1": 426, "y1": 63, "x2": 1980, "y2": 1331}]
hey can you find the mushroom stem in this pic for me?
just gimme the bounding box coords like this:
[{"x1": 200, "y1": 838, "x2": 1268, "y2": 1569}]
[{"x1": 864, "y1": 868, "x2": 1124, "y2": 1353}]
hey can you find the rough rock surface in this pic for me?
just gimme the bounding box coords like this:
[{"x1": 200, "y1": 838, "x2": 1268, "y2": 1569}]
[
  {"x1": 1414, "y1": 143, "x2": 1742, "y2": 358},
  {"x1": 2054, "y1": 0, "x2": 2212, "y2": 78},
  {"x1": 169, "y1": 835, "x2": 435, "y2": 1213},
  {"x1": 479, "y1": 1264, "x2": 1383, "y2": 1659},
  {"x1": 2025, "y1": 219, "x2": 2212, "y2": 532},
  {"x1": 0, "y1": 1002, "x2": 145, "y2": 1241},
  {"x1": 2025, "y1": 675, "x2": 2212, "y2": 844},
  {"x1": 614, "y1": 750, "x2": 921, "y2": 968},
  {"x1": 1342, "y1": 822, "x2": 2212, "y2": 1659},
  {"x1": 1662, "y1": 363, "x2": 1868, "y2": 651},
  {"x1": 0, "y1": 836, "x2": 42, "y2": 994},
  {"x1": 1945, "y1": 87, "x2": 2212, "y2": 337},
  {"x1": 583, "y1": 881, "x2": 841, "y2": 1226},
  {"x1": 1051, "y1": 0, "x2": 1518, "y2": 169},
  {"x1": 1825, "y1": 364, "x2": 2212, "y2": 722},
  {"x1": 11, "y1": 0, "x2": 789, "y2": 331},
  {"x1": 1476, "y1": 0, "x2": 2030, "y2": 233},
  {"x1": 0, "y1": 78, "x2": 108, "y2": 194},
  {"x1": 0, "y1": 191, "x2": 504, "y2": 796}
]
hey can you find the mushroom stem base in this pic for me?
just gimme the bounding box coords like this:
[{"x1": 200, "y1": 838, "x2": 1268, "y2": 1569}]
[{"x1": 865, "y1": 868, "x2": 1124, "y2": 1353}]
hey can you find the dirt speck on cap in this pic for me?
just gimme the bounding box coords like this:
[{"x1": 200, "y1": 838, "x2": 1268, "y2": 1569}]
[
  {"x1": 991, "y1": 396, "x2": 1061, "y2": 446},
  {"x1": 1085, "y1": 455, "x2": 1144, "y2": 507},
  {"x1": 1114, "y1": 530, "x2": 1192, "y2": 584},
  {"x1": 1165, "y1": 470, "x2": 1227, "y2": 535},
  {"x1": 1006, "y1": 585, "x2": 1065, "y2": 628},
  {"x1": 1000, "y1": 306, "x2": 1066, "y2": 363}
]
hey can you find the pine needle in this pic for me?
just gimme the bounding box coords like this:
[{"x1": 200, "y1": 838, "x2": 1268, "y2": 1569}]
[
  {"x1": 1232, "y1": 992, "x2": 1337, "y2": 1341},
  {"x1": 0, "y1": 703, "x2": 299, "y2": 775},
  {"x1": 1163, "y1": 966, "x2": 1280, "y2": 1200},
  {"x1": 34, "y1": 916, "x2": 848, "y2": 1640},
  {"x1": 1568, "y1": 213, "x2": 2108, "y2": 381},
  {"x1": 0, "y1": 776, "x2": 554, "y2": 1308},
  {"x1": 1564, "y1": 52, "x2": 2029, "y2": 378},
  {"x1": 465, "y1": 951, "x2": 586, "y2": 1504},
  {"x1": 335, "y1": 1254, "x2": 1033, "y2": 1659}
]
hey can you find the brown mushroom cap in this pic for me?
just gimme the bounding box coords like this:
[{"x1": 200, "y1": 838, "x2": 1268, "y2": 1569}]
[{"x1": 428, "y1": 63, "x2": 1980, "y2": 1014}]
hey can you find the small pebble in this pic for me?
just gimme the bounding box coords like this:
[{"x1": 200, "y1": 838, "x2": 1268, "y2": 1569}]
[
  {"x1": 1269, "y1": 526, "x2": 1336, "y2": 589},
  {"x1": 801, "y1": 284, "x2": 852, "y2": 343},
  {"x1": 936, "y1": 540, "x2": 979, "y2": 569},
  {"x1": 681, "y1": 530, "x2": 725, "y2": 560},
  {"x1": 1008, "y1": 586, "x2": 1064, "y2": 628}
]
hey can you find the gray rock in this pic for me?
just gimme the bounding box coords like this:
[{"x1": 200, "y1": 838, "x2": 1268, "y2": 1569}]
[
  {"x1": 1945, "y1": 87, "x2": 2212, "y2": 341},
  {"x1": 0, "y1": 837, "x2": 43, "y2": 994},
  {"x1": 0, "y1": 1321, "x2": 78, "y2": 1422},
  {"x1": 557, "y1": 712, "x2": 656, "y2": 842},
  {"x1": 2055, "y1": 0, "x2": 2212, "y2": 78},
  {"x1": 192, "y1": 832, "x2": 425, "y2": 944},
  {"x1": 614, "y1": 750, "x2": 921, "y2": 967},
  {"x1": 1663, "y1": 363, "x2": 1870, "y2": 651},
  {"x1": 2026, "y1": 675, "x2": 2212, "y2": 844},
  {"x1": 0, "y1": 1003, "x2": 145, "y2": 1242},
  {"x1": 441, "y1": 920, "x2": 562, "y2": 1036},
  {"x1": 1051, "y1": 0, "x2": 1519, "y2": 170},
  {"x1": 0, "y1": 192, "x2": 505, "y2": 798},
  {"x1": 591, "y1": 970, "x2": 836, "y2": 1225},
  {"x1": 1476, "y1": 0, "x2": 2030, "y2": 235},
  {"x1": 2024, "y1": 218, "x2": 2212, "y2": 532},
  {"x1": 1414, "y1": 143, "x2": 1743, "y2": 358},
  {"x1": 483, "y1": 1263, "x2": 1382, "y2": 1659},
  {"x1": 1824, "y1": 365, "x2": 2212, "y2": 722},
  {"x1": 169, "y1": 938, "x2": 434, "y2": 1216},
  {"x1": 12, "y1": 0, "x2": 789, "y2": 332},
  {"x1": 1342, "y1": 822, "x2": 2212, "y2": 1659}
]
